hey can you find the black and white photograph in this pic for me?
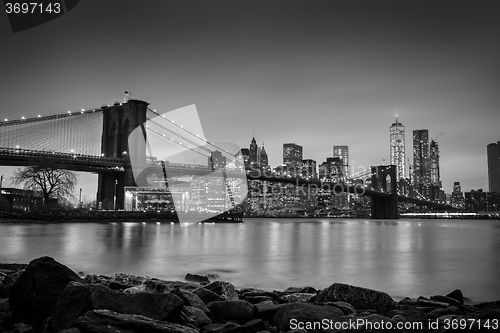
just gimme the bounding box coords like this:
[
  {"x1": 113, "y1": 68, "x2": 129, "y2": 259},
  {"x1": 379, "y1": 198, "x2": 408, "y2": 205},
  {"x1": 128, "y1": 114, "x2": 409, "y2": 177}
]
[{"x1": 1, "y1": 1, "x2": 500, "y2": 332}]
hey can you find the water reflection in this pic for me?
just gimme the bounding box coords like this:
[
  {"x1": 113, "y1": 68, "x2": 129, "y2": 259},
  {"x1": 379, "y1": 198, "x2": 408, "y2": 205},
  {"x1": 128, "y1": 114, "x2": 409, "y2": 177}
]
[{"x1": 1, "y1": 218, "x2": 499, "y2": 302}]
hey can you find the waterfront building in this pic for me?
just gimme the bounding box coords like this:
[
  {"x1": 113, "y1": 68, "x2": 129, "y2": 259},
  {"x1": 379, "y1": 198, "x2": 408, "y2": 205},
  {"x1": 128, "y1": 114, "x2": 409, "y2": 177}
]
[
  {"x1": 390, "y1": 116, "x2": 405, "y2": 181},
  {"x1": 464, "y1": 189, "x2": 500, "y2": 212},
  {"x1": 450, "y1": 182, "x2": 465, "y2": 209},
  {"x1": 0, "y1": 188, "x2": 55, "y2": 211},
  {"x1": 487, "y1": 141, "x2": 500, "y2": 193},
  {"x1": 413, "y1": 129, "x2": 431, "y2": 199},
  {"x1": 333, "y1": 146, "x2": 349, "y2": 177},
  {"x1": 283, "y1": 143, "x2": 303, "y2": 175}
]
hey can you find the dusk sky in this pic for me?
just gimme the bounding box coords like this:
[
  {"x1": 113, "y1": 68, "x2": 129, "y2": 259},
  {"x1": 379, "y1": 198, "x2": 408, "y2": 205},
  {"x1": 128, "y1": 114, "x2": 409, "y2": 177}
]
[{"x1": 1, "y1": 0, "x2": 499, "y2": 202}]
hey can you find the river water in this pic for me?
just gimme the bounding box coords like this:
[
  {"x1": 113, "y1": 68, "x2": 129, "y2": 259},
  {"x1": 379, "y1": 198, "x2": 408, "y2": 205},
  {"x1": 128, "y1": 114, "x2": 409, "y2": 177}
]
[{"x1": 1, "y1": 218, "x2": 499, "y2": 303}]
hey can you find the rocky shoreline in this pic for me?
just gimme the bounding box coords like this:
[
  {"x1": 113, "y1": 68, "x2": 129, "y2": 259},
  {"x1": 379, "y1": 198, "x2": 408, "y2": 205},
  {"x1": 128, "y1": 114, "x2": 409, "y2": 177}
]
[{"x1": 1, "y1": 257, "x2": 499, "y2": 333}]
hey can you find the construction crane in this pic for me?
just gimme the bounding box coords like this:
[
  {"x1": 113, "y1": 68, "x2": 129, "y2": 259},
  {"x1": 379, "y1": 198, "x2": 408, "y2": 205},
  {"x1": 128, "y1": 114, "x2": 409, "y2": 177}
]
[{"x1": 432, "y1": 132, "x2": 444, "y2": 142}]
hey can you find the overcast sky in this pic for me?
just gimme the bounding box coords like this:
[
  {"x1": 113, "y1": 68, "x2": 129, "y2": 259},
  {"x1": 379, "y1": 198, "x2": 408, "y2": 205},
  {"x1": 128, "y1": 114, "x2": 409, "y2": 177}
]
[{"x1": 1, "y1": 0, "x2": 499, "y2": 201}]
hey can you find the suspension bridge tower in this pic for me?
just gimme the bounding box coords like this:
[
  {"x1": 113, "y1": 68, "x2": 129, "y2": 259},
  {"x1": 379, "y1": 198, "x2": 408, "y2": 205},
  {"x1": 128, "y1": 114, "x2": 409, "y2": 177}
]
[
  {"x1": 370, "y1": 164, "x2": 399, "y2": 219},
  {"x1": 97, "y1": 99, "x2": 149, "y2": 210}
]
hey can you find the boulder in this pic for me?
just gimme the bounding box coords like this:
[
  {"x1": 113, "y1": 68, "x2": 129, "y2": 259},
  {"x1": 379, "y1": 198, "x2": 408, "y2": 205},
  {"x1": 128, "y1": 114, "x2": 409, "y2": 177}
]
[
  {"x1": 327, "y1": 301, "x2": 357, "y2": 315},
  {"x1": 208, "y1": 300, "x2": 255, "y2": 321},
  {"x1": 430, "y1": 295, "x2": 462, "y2": 306},
  {"x1": 199, "y1": 281, "x2": 239, "y2": 300},
  {"x1": 108, "y1": 273, "x2": 147, "y2": 290},
  {"x1": 183, "y1": 305, "x2": 212, "y2": 328},
  {"x1": 280, "y1": 293, "x2": 315, "y2": 303},
  {"x1": 283, "y1": 286, "x2": 317, "y2": 294},
  {"x1": 446, "y1": 289, "x2": 465, "y2": 305},
  {"x1": 49, "y1": 281, "x2": 184, "y2": 332},
  {"x1": 0, "y1": 265, "x2": 26, "y2": 298},
  {"x1": 8, "y1": 256, "x2": 83, "y2": 328},
  {"x1": 192, "y1": 288, "x2": 226, "y2": 305},
  {"x1": 423, "y1": 306, "x2": 462, "y2": 320},
  {"x1": 314, "y1": 283, "x2": 396, "y2": 315},
  {"x1": 254, "y1": 300, "x2": 283, "y2": 322},
  {"x1": 74, "y1": 309, "x2": 199, "y2": 333},
  {"x1": 173, "y1": 288, "x2": 210, "y2": 313},
  {"x1": 185, "y1": 273, "x2": 210, "y2": 284},
  {"x1": 203, "y1": 322, "x2": 243, "y2": 333},
  {"x1": 272, "y1": 303, "x2": 344, "y2": 331},
  {"x1": 243, "y1": 319, "x2": 269, "y2": 333}
]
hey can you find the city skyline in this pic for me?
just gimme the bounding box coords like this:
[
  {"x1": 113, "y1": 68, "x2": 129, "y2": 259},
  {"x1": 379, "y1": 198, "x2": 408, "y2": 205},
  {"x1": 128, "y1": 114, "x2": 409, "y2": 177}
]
[{"x1": 1, "y1": 0, "x2": 500, "y2": 200}]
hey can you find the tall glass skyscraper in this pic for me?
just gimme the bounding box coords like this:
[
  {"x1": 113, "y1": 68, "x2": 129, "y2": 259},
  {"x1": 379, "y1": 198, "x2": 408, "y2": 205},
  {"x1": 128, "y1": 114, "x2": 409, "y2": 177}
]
[
  {"x1": 390, "y1": 116, "x2": 405, "y2": 181},
  {"x1": 487, "y1": 141, "x2": 500, "y2": 193},
  {"x1": 283, "y1": 143, "x2": 303, "y2": 167},
  {"x1": 413, "y1": 129, "x2": 430, "y2": 198},
  {"x1": 333, "y1": 145, "x2": 349, "y2": 177}
]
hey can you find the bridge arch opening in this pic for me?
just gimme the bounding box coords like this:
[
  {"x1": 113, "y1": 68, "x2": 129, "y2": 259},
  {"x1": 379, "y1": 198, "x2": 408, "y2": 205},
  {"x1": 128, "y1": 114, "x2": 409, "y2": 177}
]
[
  {"x1": 385, "y1": 174, "x2": 392, "y2": 193},
  {"x1": 120, "y1": 119, "x2": 129, "y2": 156}
]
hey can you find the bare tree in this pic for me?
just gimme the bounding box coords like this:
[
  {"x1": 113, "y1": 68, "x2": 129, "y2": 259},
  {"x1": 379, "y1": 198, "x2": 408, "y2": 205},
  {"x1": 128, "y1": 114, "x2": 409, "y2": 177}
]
[{"x1": 11, "y1": 162, "x2": 78, "y2": 208}]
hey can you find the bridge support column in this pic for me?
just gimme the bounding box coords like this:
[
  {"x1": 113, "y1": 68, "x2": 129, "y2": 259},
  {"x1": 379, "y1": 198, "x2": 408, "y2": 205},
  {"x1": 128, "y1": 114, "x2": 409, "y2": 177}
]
[
  {"x1": 370, "y1": 165, "x2": 399, "y2": 219},
  {"x1": 97, "y1": 99, "x2": 149, "y2": 210}
]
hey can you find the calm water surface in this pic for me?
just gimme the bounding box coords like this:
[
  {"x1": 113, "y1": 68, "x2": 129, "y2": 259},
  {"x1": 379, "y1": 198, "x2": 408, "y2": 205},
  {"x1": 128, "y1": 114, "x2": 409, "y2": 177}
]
[{"x1": 1, "y1": 218, "x2": 499, "y2": 302}]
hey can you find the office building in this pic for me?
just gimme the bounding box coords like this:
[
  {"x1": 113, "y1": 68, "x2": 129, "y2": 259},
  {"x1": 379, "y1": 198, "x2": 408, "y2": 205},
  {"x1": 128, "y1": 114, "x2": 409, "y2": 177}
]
[
  {"x1": 249, "y1": 136, "x2": 258, "y2": 168},
  {"x1": 259, "y1": 143, "x2": 268, "y2": 168},
  {"x1": 302, "y1": 159, "x2": 317, "y2": 178},
  {"x1": 413, "y1": 129, "x2": 430, "y2": 198},
  {"x1": 487, "y1": 141, "x2": 500, "y2": 193},
  {"x1": 390, "y1": 116, "x2": 405, "y2": 181},
  {"x1": 333, "y1": 145, "x2": 349, "y2": 177},
  {"x1": 283, "y1": 143, "x2": 303, "y2": 175}
]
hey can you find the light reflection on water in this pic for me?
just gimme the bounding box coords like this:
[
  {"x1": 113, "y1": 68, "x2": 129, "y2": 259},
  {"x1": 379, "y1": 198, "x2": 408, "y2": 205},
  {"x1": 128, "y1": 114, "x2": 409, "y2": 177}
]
[{"x1": 1, "y1": 218, "x2": 499, "y2": 302}]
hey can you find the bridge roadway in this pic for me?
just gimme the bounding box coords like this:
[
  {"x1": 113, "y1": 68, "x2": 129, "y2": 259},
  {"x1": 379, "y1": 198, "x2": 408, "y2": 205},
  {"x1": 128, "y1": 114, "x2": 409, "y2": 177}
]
[{"x1": 0, "y1": 148, "x2": 453, "y2": 210}]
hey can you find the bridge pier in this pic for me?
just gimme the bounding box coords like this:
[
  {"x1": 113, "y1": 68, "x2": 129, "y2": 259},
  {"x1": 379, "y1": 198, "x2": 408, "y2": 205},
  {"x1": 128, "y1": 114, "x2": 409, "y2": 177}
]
[
  {"x1": 370, "y1": 165, "x2": 399, "y2": 219},
  {"x1": 97, "y1": 99, "x2": 149, "y2": 210}
]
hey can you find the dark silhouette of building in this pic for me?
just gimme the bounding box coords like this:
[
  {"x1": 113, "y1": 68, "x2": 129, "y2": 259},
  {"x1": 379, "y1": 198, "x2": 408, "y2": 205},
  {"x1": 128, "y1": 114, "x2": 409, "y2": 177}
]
[
  {"x1": 487, "y1": 141, "x2": 500, "y2": 193},
  {"x1": 0, "y1": 188, "x2": 57, "y2": 211},
  {"x1": 413, "y1": 129, "x2": 430, "y2": 199},
  {"x1": 249, "y1": 136, "x2": 258, "y2": 168},
  {"x1": 465, "y1": 189, "x2": 500, "y2": 212}
]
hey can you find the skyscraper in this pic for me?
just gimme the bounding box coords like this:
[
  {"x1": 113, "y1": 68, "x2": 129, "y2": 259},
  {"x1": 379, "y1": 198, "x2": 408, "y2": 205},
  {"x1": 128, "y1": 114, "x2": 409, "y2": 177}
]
[
  {"x1": 283, "y1": 143, "x2": 303, "y2": 175},
  {"x1": 333, "y1": 145, "x2": 349, "y2": 177},
  {"x1": 249, "y1": 136, "x2": 258, "y2": 169},
  {"x1": 429, "y1": 139, "x2": 441, "y2": 187},
  {"x1": 259, "y1": 143, "x2": 268, "y2": 168},
  {"x1": 390, "y1": 116, "x2": 405, "y2": 181},
  {"x1": 487, "y1": 141, "x2": 500, "y2": 193},
  {"x1": 413, "y1": 129, "x2": 430, "y2": 198}
]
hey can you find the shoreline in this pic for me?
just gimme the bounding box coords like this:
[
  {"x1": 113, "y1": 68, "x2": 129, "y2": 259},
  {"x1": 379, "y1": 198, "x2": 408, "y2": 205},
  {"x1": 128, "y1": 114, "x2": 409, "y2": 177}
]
[{"x1": 1, "y1": 257, "x2": 499, "y2": 333}]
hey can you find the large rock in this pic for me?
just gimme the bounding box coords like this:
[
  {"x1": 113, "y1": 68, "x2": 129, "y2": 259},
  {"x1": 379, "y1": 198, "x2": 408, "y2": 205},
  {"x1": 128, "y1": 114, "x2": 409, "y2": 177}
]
[
  {"x1": 199, "y1": 281, "x2": 238, "y2": 300},
  {"x1": 74, "y1": 309, "x2": 199, "y2": 333},
  {"x1": 49, "y1": 282, "x2": 184, "y2": 332},
  {"x1": 183, "y1": 306, "x2": 212, "y2": 328},
  {"x1": 315, "y1": 283, "x2": 397, "y2": 315},
  {"x1": 254, "y1": 300, "x2": 284, "y2": 322},
  {"x1": 272, "y1": 302, "x2": 344, "y2": 331},
  {"x1": 185, "y1": 273, "x2": 210, "y2": 284},
  {"x1": 208, "y1": 300, "x2": 255, "y2": 321},
  {"x1": 173, "y1": 288, "x2": 210, "y2": 313},
  {"x1": 192, "y1": 288, "x2": 226, "y2": 305},
  {"x1": 8, "y1": 256, "x2": 83, "y2": 328},
  {"x1": 446, "y1": 289, "x2": 465, "y2": 305}
]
